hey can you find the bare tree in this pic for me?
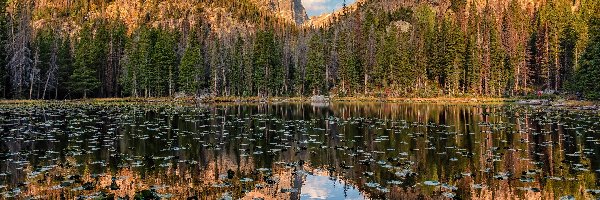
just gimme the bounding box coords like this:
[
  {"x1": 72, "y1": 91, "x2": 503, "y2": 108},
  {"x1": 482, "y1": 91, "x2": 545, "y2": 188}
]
[
  {"x1": 7, "y1": 1, "x2": 33, "y2": 99},
  {"x1": 42, "y1": 32, "x2": 59, "y2": 99}
]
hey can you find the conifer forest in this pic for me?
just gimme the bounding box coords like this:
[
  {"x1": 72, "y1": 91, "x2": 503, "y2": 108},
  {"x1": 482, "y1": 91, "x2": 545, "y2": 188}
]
[{"x1": 0, "y1": 0, "x2": 599, "y2": 99}]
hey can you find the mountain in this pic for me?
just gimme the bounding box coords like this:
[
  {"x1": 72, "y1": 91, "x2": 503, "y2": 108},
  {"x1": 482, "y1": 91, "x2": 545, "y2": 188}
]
[
  {"x1": 306, "y1": 0, "x2": 366, "y2": 28},
  {"x1": 305, "y1": 0, "x2": 568, "y2": 28},
  {"x1": 254, "y1": 0, "x2": 309, "y2": 24},
  {"x1": 29, "y1": 0, "x2": 308, "y2": 34}
]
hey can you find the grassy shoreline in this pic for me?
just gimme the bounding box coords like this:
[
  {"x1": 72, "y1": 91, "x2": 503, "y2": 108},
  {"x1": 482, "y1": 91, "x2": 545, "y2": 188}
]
[
  {"x1": 0, "y1": 96, "x2": 506, "y2": 104},
  {"x1": 0, "y1": 96, "x2": 596, "y2": 106}
]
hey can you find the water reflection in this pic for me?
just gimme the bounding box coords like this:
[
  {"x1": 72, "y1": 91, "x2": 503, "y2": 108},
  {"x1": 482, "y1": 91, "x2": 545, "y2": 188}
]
[
  {"x1": 300, "y1": 173, "x2": 365, "y2": 200},
  {"x1": 0, "y1": 102, "x2": 599, "y2": 199}
]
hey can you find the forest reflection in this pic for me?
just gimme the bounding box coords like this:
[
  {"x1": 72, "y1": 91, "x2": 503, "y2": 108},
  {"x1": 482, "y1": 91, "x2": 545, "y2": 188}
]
[{"x1": 0, "y1": 102, "x2": 599, "y2": 199}]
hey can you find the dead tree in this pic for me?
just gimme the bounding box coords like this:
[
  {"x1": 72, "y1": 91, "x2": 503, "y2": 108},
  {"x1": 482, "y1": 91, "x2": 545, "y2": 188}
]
[{"x1": 7, "y1": 1, "x2": 33, "y2": 98}]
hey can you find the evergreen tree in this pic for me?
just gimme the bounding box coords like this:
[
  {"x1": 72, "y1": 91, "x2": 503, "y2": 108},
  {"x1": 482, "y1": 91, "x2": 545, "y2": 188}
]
[
  {"x1": 151, "y1": 29, "x2": 177, "y2": 96},
  {"x1": 230, "y1": 35, "x2": 245, "y2": 96},
  {"x1": 124, "y1": 27, "x2": 154, "y2": 97},
  {"x1": 34, "y1": 28, "x2": 56, "y2": 99},
  {"x1": 253, "y1": 30, "x2": 281, "y2": 96},
  {"x1": 395, "y1": 32, "x2": 416, "y2": 95},
  {"x1": 375, "y1": 29, "x2": 396, "y2": 90},
  {"x1": 104, "y1": 21, "x2": 126, "y2": 97},
  {"x1": 94, "y1": 22, "x2": 110, "y2": 97},
  {"x1": 571, "y1": 16, "x2": 600, "y2": 99},
  {"x1": 436, "y1": 16, "x2": 465, "y2": 94},
  {"x1": 414, "y1": 4, "x2": 437, "y2": 95},
  {"x1": 306, "y1": 33, "x2": 326, "y2": 95},
  {"x1": 462, "y1": 2, "x2": 480, "y2": 94},
  {"x1": 253, "y1": 31, "x2": 268, "y2": 96},
  {"x1": 373, "y1": 31, "x2": 387, "y2": 90},
  {"x1": 56, "y1": 36, "x2": 73, "y2": 99},
  {"x1": 3, "y1": 0, "x2": 600, "y2": 99},
  {"x1": 209, "y1": 34, "x2": 222, "y2": 96},
  {"x1": 69, "y1": 63, "x2": 99, "y2": 98},
  {"x1": 178, "y1": 35, "x2": 202, "y2": 95},
  {"x1": 70, "y1": 25, "x2": 100, "y2": 98}
]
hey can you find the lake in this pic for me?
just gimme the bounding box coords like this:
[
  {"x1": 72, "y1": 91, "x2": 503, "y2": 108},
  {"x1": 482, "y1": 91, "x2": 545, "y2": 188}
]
[{"x1": 0, "y1": 102, "x2": 599, "y2": 199}]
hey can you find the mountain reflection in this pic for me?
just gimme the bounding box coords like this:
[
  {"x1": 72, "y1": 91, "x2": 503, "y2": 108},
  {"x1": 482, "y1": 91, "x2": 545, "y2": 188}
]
[{"x1": 0, "y1": 103, "x2": 599, "y2": 199}]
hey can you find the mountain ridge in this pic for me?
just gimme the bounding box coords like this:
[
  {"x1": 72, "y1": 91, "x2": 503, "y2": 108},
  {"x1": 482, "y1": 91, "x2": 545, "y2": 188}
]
[
  {"x1": 253, "y1": 0, "x2": 309, "y2": 24},
  {"x1": 28, "y1": 0, "x2": 309, "y2": 35}
]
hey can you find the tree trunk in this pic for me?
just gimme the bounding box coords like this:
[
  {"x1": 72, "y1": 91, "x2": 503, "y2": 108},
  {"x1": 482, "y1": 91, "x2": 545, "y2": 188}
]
[
  {"x1": 554, "y1": 32, "x2": 560, "y2": 91},
  {"x1": 364, "y1": 73, "x2": 368, "y2": 95},
  {"x1": 169, "y1": 68, "x2": 173, "y2": 97},
  {"x1": 42, "y1": 73, "x2": 50, "y2": 99},
  {"x1": 133, "y1": 73, "x2": 138, "y2": 98},
  {"x1": 29, "y1": 72, "x2": 34, "y2": 99}
]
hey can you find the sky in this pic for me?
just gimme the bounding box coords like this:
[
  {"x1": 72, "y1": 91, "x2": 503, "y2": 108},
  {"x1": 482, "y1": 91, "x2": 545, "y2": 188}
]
[{"x1": 302, "y1": 0, "x2": 356, "y2": 17}]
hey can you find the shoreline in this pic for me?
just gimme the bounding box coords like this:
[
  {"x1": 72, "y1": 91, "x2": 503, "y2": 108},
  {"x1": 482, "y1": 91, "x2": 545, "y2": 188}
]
[
  {"x1": 0, "y1": 96, "x2": 596, "y2": 105},
  {"x1": 0, "y1": 96, "x2": 597, "y2": 112}
]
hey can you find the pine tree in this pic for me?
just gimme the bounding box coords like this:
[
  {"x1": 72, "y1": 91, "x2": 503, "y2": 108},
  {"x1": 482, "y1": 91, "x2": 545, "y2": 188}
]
[
  {"x1": 373, "y1": 31, "x2": 387, "y2": 90},
  {"x1": 230, "y1": 35, "x2": 244, "y2": 96},
  {"x1": 94, "y1": 22, "x2": 110, "y2": 97},
  {"x1": 571, "y1": 16, "x2": 600, "y2": 99},
  {"x1": 70, "y1": 25, "x2": 100, "y2": 98},
  {"x1": 178, "y1": 35, "x2": 202, "y2": 95},
  {"x1": 463, "y1": 1, "x2": 481, "y2": 95},
  {"x1": 375, "y1": 29, "x2": 396, "y2": 90},
  {"x1": 395, "y1": 31, "x2": 416, "y2": 95},
  {"x1": 253, "y1": 31, "x2": 267, "y2": 96},
  {"x1": 414, "y1": 4, "x2": 437, "y2": 95},
  {"x1": 4, "y1": 0, "x2": 600, "y2": 99},
  {"x1": 124, "y1": 27, "x2": 154, "y2": 97},
  {"x1": 56, "y1": 36, "x2": 73, "y2": 99},
  {"x1": 209, "y1": 34, "x2": 222, "y2": 96},
  {"x1": 306, "y1": 33, "x2": 325, "y2": 95},
  {"x1": 104, "y1": 21, "x2": 126, "y2": 97},
  {"x1": 151, "y1": 29, "x2": 177, "y2": 96},
  {"x1": 269, "y1": 33, "x2": 284, "y2": 96},
  {"x1": 34, "y1": 28, "x2": 56, "y2": 99},
  {"x1": 337, "y1": 29, "x2": 362, "y2": 95},
  {"x1": 559, "y1": 23, "x2": 578, "y2": 90},
  {"x1": 69, "y1": 63, "x2": 99, "y2": 99},
  {"x1": 489, "y1": 21, "x2": 507, "y2": 96},
  {"x1": 253, "y1": 30, "x2": 281, "y2": 96},
  {"x1": 436, "y1": 16, "x2": 465, "y2": 94}
]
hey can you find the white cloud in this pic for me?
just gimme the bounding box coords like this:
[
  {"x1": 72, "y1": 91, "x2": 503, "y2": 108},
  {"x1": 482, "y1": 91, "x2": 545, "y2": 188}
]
[
  {"x1": 302, "y1": 0, "x2": 356, "y2": 16},
  {"x1": 302, "y1": 0, "x2": 335, "y2": 16}
]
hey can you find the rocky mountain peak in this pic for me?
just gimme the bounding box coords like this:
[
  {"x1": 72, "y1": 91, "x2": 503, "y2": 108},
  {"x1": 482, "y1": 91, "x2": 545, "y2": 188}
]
[{"x1": 255, "y1": 0, "x2": 309, "y2": 24}]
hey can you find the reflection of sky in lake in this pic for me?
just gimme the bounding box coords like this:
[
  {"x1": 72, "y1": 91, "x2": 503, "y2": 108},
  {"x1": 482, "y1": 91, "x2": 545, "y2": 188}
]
[{"x1": 301, "y1": 175, "x2": 366, "y2": 200}]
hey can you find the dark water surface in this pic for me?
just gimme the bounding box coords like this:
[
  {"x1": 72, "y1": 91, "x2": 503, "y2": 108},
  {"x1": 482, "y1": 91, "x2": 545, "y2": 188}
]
[{"x1": 1, "y1": 102, "x2": 600, "y2": 199}]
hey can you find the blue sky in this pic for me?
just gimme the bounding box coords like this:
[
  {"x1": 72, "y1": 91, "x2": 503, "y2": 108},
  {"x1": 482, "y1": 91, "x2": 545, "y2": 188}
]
[{"x1": 302, "y1": 0, "x2": 356, "y2": 17}]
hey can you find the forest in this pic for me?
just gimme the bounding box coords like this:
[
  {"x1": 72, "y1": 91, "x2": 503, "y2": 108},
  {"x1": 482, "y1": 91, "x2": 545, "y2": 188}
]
[{"x1": 0, "y1": 0, "x2": 599, "y2": 99}]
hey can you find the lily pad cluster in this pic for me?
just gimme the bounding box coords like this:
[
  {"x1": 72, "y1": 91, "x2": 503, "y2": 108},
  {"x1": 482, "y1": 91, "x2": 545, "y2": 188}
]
[{"x1": 0, "y1": 103, "x2": 598, "y2": 199}]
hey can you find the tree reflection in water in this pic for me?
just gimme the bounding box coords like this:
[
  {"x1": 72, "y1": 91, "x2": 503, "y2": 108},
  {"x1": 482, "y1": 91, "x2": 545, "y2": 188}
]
[{"x1": 0, "y1": 102, "x2": 599, "y2": 199}]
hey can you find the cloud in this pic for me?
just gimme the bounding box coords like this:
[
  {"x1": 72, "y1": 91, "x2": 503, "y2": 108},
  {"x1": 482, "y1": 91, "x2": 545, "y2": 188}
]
[{"x1": 302, "y1": 0, "x2": 355, "y2": 16}]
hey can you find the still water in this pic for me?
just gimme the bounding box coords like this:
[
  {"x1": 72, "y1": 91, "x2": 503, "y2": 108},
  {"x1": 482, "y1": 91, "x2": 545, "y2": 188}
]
[{"x1": 0, "y1": 102, "x2": 599, "y2": 199}]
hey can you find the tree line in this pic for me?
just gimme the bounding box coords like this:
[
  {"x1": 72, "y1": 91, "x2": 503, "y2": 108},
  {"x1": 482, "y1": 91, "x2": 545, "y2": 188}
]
[{"x1": 1, "y1": 0, "x2": 599, "y2": 99}]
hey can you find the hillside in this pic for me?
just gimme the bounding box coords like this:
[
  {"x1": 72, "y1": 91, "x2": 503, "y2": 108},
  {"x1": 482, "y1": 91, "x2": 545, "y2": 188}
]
[
  {"x1": 254, "y1": 0, "x2": 309, "y2": 24},
  {"x1": 30, "y1": 0, "x2": 307, "y2": 34},
  {"x1": 307, "y1": 0, "x2": 561, "y2": 28},
  {"x1": 0, "y1": 0, "x2": 599, "y2": 100}
]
